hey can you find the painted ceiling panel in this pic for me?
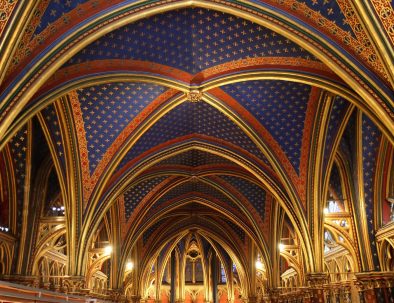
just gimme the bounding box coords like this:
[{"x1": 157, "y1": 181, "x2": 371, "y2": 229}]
[
  {"x1": 328, "y1": 163, "x2": 343, "y2": 200},
  {"x1": 31, "y1": 118, "x2": 50, "y2": 180},
  {"x1": 66, "y1": 8, "x2": 318, "y2": 73},
  {"x1": 117, "y1": 101, "x2": 270, "y2": 172},
  {"x1": 221, "y1": 80, "x2": 312, "y2": 174},
  {"x1": 41, "y1": 104, "x2": 66, "y2": 171},
  {"x1": 158, "y1": 241, "x2": 174, "y2": 270},
  {"x1": 33, "y1": 0, "x2": 91, "y2": 36},
  {"x1": 143, "y1": 219, "x2": 163, "y2": 245},
  {"x1": 224, "y1": 219, "x2": 245, "y2": 243},
  {"x1": 0, "y1": 153, "x2": 9, "y2": 226},
  {"x1": 123, "y1": 176, "x2": 168, "y2": 220},
  {"x1": 76, "y1": 82, "x2": 167, "y2": 174},
  {"x1": 201, "y1": 236, "x2": 211, "y2": 260},
  {"x1": 8, "y1": 124, "x2": 28, "y2": 231},
  {"x1": 157, "y1": 149, "x2": 233, "y2": 167},
  {"x1": 220, "y1": 175, "x2": 266, "y2": 220},
  {"x1": 177, "y1": 236, "x2": 186, "y2": 255},
  {"x1": 323, "y1": 96, "x2": 350, "y2": 170},
  {"x1": 297, "y1": 0, "x2": 355, "y2": 37},
  {"x1": 339, "y1": 112, "x2": 356, "y2": 165},
  {"x1": 361, "y1": 114, "x2": 382, "y2": 269},
  {"x1": 153, "y1": 180, "x2": 239, "y2": 210},
  {"x1": 215, "y1": 241, "x2": 232, "y2": 265}
]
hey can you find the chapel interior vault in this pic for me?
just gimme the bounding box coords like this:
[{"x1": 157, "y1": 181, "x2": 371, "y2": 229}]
[{"x1": 0, "y1": 1, "x2": 393, "y2": 303}]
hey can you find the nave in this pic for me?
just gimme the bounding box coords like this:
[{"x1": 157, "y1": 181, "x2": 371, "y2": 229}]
[{"x1": 0, "y1": 0, "x2": 393, "y2": 302}]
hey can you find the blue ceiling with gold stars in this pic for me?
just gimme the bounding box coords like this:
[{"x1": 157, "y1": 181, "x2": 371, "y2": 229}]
[
  {"x1": 4, "y1": 0, "x2": 392, "y2": 271},
  {"x1": 123, "y1": 176, "x2": 168, "y2": 220},
  {"x1": 299, "y1": 0, "x2": 355, "y2": 37},
  {"x1": 143, "y1": 219, "x2": 163, "y2": 245},
  {"x1": 361, "y1": 114, "x2": 381, "y2": 269},
  {"x1": 224, "y1": 218, "x2": 245, "y2": 243},
  {"x1": 338, "y1": 112, "x2": 356, "y2": 164},
  {"x1": 8, "y1": 124, "x2": 29, "y2": 231},
  {"x1": 328, "y1": 162, "x2": 343, "y2": 200},
  {"x1": 66, "y1": 8, "x2": 318, "y2": 73},
  {"x1": 40, "y1": 104, "x2": 66, "y2": 173},
  {"x1": 116, "y1": 101, "x2": 271, "y2": 173},
  {"x1": 323, "y1": 95, "x2": 350, "y2": 171},
  {"x1": 221, "y1": 80, "x2": 312, "y2": 174},
  {"x1": 157, "y1": 149, "x2": 233, "y2": 167},
  {"x1": 33, "y1": 0, "x2": 90, "y2": 36},
  {"x1": 220, "y1": 175, "x2": 266, "y2": 220},
  {"x1": 152, "y1": 180, "x2": 239, "y2": 211},
  {"x1": 77, "y1": 82, "x2": 168, "y2": 174}
]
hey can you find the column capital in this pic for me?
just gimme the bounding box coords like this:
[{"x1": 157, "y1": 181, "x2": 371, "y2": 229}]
[
  {"x1": 0, "y1": 275, "x2": 39, "y2": 287},
  {"x1": 299, "y1": 286, "x2": 312, "y2": 298},
  {"x1": 355, "y1": 271, "x2": 394, "y2": 289},
  {"x1": 306, "y1": 272, "x2": 328, "y2": 287},
  {"x1": 129, "y1": 295, "x2": 141, "y2": 303},
  {"x1": 247, "y1": 295, "x2": 258, "y2": 303},
  {"x1": 62, "y1": 276, "x2": 85, "y2": 294},
  {"x1": 264, "y1": 288, "x2": 281, "y2": 302},
  {"x1": 108, "y1": 288, "x2": 126, "y2": 302}
]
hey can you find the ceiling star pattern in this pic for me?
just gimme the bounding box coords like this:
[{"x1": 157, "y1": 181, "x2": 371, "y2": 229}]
[
  {"x1": 123, "y1": 176, "x2": 168, "y2": 220},
  {"x1": 221, "y1": 80, "x2": 312, "y2": 174},
  {"x1": 143, "y1": 220, "x2": 163, "y2": 245},
  {"x1": 177, "y1": 237, "x2": 186, "y2": 255},
  {"x1": 215, "y1": 243, "x2": 232, "y2": 266},
  {"x1": 0, "y1": 0, "x2": 394, "y2": 296},
  {"x1": 361, "y1": 114, "x2": 381, "y2": 269},
  {"x1": 201, "y1": 237, "x2": 211, "y2": 260},
  {"x1": 328, "y1": 163, "x2": 343, "y2": 200},
  {"x1": 153, "y1": 180, "x2": 239, "y2": 210},
  {"x1": 33, "y1": 0, "x2": 89, "y2": 36},
  {"x1": 339, "y1": 113, "x2": 356, "y2": 164},
  {"x1": 220, "y1": 175, "x2": 266, "y2": 220},
  {"x1": 224, "y1": 219, "x2": 245, "y2": 243},
  {"x1": 323, "y1": 96, "x2": 350, "y2": 170},
  {"x1": 41, "y1": 104, "x2": 65, "y2": 170},
  {"x1": 8, "y1": 124, "x2": 28, "y2": 231},
  {"x1": 298, "y1": 0, "x2": 355, "y2": 36},
  {"x1": 76, "y1": 82, "x2": 167, "y2": 174},
  {"x1": 117, "y1": 101, "x2": 270, "y2": 172},
  {"x1": 158, "y1": 241, "x2": 173, "y2": 269},
  {"x1": 157, "y1": 149, "x2": 233, "y2": 167},
  {"x1": 66, "y1": 8, "x2": 318, "y2": 73},
  {"x1": 0, "y1": 153, "x2": 9, "y2": 226}
]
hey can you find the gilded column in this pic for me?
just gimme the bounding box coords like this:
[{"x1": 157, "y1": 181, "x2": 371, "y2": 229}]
[
  {"x1": 170, "y1": 250, "x2": 176, "y2": 303},
  {"x1": 211, "y1": 254, "x2": 218, "y2": 303}
]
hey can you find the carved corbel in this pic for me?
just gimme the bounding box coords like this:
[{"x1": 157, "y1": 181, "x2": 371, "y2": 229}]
[{"x1": 62, "y1": 276, "x2": 85, "y2": 294}]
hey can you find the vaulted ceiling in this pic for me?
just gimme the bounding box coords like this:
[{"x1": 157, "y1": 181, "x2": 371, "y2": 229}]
[{"x1": 0, "y1": 0, "x2": 393, "y2": 287}]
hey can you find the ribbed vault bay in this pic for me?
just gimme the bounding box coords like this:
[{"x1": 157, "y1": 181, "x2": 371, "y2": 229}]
[{"x1": 0, "y1": 1, "x2": 394, "y2": 303}]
